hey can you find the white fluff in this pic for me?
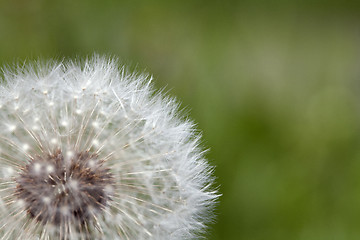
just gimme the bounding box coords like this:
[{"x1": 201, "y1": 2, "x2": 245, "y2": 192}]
[{"x1": 0, "y1": 56, "x2": 218, "y2": 239}]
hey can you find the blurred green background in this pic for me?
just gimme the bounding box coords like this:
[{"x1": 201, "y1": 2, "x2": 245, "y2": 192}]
[{"x1": 1, "y1": 0, "x2": 360, "y2": 239}]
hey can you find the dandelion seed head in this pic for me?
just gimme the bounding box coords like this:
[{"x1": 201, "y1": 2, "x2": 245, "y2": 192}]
[{"x1": 0, "y1": 56, "x2": 218, "y2": 239}]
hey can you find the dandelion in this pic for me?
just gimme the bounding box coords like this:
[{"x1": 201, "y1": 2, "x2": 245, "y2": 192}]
[{"x1": 0, "y1": 56, "x2": 218, "y2": 239}]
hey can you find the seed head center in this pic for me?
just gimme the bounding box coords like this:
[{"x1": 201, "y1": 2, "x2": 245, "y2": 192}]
[{"x1": 15, "y1": 149, "x2": 114, "y2": 226}]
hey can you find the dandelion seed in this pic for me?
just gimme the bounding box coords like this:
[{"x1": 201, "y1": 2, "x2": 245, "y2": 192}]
[{"x1": 0, "y1": 56, "x2": 218, "y2": 239}]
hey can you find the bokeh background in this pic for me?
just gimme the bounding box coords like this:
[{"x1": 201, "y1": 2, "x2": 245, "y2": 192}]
[{"x1": 1, "y1": 0, "x2": 360, "y2": 239}]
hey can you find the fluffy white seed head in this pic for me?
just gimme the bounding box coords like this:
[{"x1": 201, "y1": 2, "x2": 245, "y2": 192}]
[{"x1": 0, "y1": 56, "x2": 218, "y2": 239}]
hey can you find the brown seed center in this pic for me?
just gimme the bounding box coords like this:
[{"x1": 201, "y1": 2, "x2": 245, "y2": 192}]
[{"x1": 15, "y1": 149, "x2": 114, "y2": 226}]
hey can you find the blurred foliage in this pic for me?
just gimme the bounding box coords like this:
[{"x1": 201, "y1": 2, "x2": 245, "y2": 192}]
[{"x1": 1, "y1": 0, "x2": 360, "y2": 239}]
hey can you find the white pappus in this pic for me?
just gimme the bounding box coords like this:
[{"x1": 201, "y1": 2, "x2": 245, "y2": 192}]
[{"x1": 0, "y1": 56, "x2": 218, "y2": 239}]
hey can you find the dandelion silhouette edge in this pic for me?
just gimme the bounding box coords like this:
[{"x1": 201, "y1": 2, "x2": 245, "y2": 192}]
[{"x1": 0, "y1": 56, "x2": 218, "y2": 239}]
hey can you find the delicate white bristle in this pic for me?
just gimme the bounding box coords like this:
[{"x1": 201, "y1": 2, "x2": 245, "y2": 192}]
[
  {"x1": 33, "y1": 163, "x2": 42, "y2": 173},
  {"x1": 46, "y1": 164, "x2": 54, "y2": 173}
]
